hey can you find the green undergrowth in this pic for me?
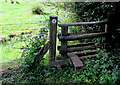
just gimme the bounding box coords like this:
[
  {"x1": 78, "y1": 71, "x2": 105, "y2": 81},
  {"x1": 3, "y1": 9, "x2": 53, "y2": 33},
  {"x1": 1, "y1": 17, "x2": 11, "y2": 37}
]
[
  {"x1": 1, "y1": 49, "x2": 120, "y2": 84},
  {"x1": 2, "y1": 24, "x2": 120, "y2": 84}
]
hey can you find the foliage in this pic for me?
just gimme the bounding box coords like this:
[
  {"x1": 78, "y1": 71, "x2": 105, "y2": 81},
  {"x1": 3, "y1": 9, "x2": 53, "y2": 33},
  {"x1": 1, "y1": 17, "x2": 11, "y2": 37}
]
[
  {"x1": 21, "y1": 25, "x2": 49, "y2": 67},
  {"x1": 71, "y1": 2, "x2": 120, "y2": 22},
  {"x1": 1, "y1": 2, "x2": 120, "y2": 84},
  {"x1": 64, "y1": 2, "x2": 120, "y2": 32},
  {"x1": 2, "y1": 49, "x2": 120, "y2": 84}
]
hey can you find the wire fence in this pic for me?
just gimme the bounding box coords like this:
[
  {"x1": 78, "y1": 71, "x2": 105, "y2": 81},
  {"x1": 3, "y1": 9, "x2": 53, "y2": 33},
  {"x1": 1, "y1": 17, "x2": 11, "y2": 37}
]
[
  {"x1": 0, "y1": 22, "x2": 38, "y2": 26},
  {"x1": 2, "y1": 28, "x2": 40, "y2": 30},
  {"x1": 0, "y1": 20, "x2": 48, "y2": 26},
  {"x1": 0, "y1": 20, "x2": 49, "y2": 44},
  {"x1": 1, "y1": 21, "x2": 49, "y2": 32}
]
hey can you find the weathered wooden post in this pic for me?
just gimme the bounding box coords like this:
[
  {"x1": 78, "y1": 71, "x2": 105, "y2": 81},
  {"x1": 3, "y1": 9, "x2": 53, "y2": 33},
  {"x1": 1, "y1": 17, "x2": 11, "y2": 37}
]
[
  {"x1": 49, "y1": 16, "x2": 58, "y2": 63},
  {"x1": 60, "y1": 26, "x2": 68, "y2": 59}
]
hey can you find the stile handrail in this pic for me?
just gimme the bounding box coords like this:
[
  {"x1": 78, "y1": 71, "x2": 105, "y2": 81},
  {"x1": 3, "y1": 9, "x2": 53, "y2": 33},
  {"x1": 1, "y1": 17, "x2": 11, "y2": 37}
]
[{"x1": 58, "y1": 21, "x2": 108, "y2": 27}]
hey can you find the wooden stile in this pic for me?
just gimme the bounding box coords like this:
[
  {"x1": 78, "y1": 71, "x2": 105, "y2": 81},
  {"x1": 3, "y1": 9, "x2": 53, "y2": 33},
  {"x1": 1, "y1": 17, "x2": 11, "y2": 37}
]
[{"x1": 48, "y1": 16, "x2": 110, "y2": 70}]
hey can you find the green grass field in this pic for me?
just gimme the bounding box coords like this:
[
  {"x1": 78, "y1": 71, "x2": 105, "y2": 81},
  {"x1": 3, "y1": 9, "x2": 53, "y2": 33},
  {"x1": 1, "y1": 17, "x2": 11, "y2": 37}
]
[{"x1": 0, "y1": 1, "x2": 73, "y2": 65}]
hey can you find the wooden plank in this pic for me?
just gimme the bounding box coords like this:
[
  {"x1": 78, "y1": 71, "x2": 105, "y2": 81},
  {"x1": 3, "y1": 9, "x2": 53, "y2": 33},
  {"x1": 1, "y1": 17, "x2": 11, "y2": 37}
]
[
  {"x1": 68, "y1": 53, "x2": 84, "y2": 67},
  {"x1": 58, "y1": 42, "x2": 95, "y2": 50},
  {"x1": 59, "y1": 45, "x2": 96, "y2": 53},
  {"x1": 58, "y1": 21, "x2": 108, "y2": 27},
  {"x1": 32, "y1": 42, "x2": 50, "y2": 66},
  {"x1": 49, "y1": 16, "x2": 58, "y2": 61},
  {"x1": 58, "y1": 32, "x2": 108, "y2": 41}
]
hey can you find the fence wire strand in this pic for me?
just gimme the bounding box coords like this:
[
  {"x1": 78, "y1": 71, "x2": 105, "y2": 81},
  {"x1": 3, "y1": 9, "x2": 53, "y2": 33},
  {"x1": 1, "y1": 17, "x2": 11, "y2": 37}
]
[{"x1": 0, "y1": 21, "x2": 47, "y2": 26}]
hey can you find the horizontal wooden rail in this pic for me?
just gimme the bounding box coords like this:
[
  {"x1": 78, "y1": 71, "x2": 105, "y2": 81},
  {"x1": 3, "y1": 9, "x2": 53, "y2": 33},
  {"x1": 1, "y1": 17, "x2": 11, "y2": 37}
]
[
  {"x1": 58, "y1": 30, "x2": 103, "y2": 37},
  {"x1": 76, "y1": 50, "x2": 97, "y2": 56},
  {"x1": 59, "y1": 45, "x2": 96, "y2": 53},
  {"x1": 58, "y1": 42, "x2": 95, "y2": 50},
  {"x1": 59, "y1": 32, "x2": 108, "y2": 41},
  {"x1": 58, "y1": 21, "x2": 108, "y2": 27},
  {"x1": 79, "y1": 54, "x2": 97, "y2": 60}
]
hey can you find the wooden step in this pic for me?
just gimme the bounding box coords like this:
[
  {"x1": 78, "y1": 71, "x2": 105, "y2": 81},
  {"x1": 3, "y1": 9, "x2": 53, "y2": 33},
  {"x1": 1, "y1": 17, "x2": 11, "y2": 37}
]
[
  {"x1": 67, "y1": 53, "x2": 84, "y2": 71},
  {"x1": 58, "y1": 32, "x2": 107, "y2": 41}
]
